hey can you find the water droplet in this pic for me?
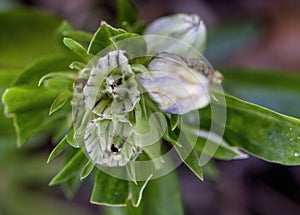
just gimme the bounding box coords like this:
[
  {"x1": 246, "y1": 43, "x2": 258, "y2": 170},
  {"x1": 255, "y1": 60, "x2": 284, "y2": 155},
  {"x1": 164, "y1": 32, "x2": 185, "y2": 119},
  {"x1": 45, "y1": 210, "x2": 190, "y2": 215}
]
[{"x1": 294, "y1": 151, "x2": 300, "y2": 157}]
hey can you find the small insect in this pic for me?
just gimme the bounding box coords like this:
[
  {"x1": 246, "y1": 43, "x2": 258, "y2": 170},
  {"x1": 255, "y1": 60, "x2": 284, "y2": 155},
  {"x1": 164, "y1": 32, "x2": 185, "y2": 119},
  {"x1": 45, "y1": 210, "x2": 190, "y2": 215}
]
[{"x1": 140, "y1": 52, "x2": 222, "y2": 114}]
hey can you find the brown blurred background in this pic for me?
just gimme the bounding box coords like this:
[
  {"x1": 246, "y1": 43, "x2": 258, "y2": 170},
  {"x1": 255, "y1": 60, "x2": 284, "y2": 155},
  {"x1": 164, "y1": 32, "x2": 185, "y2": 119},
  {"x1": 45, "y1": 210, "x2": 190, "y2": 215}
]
[{"x1": 2, "y1": 0, "x2": 300, "y2": 214}]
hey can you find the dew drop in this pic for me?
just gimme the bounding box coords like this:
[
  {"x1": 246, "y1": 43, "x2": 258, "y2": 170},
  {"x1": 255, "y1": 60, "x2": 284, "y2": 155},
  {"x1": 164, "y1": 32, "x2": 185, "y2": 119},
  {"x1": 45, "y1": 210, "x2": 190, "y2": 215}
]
[{"x1": 294, "y1": 151, "x2": 300, "y2": 157}]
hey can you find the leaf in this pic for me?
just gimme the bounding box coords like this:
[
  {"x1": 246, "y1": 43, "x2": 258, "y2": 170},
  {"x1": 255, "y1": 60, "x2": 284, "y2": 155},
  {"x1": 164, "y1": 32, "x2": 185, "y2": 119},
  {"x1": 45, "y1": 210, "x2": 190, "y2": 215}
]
[
  {"x1": 13, "y1": 55, "x2": 75, "y2": 87},
  {"x1": 96, "y1": 170, "x2": 183, "y2": 215},
  {"x1": 90, "y1": 170, "x2": 129, "y2": 206},
  {"x1": 116, "y1": 0, "x2": 138, "y2": 27},
  {"x1": 221, "y1": 68, "x2": 300, "y2": 117},
  {"x1": 1, "y1": 56, "x2": 74, "y2": 146},
  {"x1": 61, "y1": 176, "x2": 82, "y2": 199},
  {"x1": 66, "y1": 126, "x2": 79, "y2": 148},
  {"x1": 87, "y1": 22, "x2": 125, "y2": 55},
  {"x1": 199, "y1": 94, "x2": 300, "y2": 165},
  {"x1": 110, "y1": 33, "x2": 147, "y2": 58},
  {"x1": 194, "y1": 135, "x2": 247, "y2": 160},
  {"x1": 166, "y1": 128, "x2": 204, "y2": 180},
  {"x1": 80, "y1": 161, "x2": 94, "y2": 180},
  {"x1": 0, "y1": 9, "x2": 64, "y2": 68},
  {"x1": 49, "y1": 90, "x2": 72, "y2": 115},
  {"x1": 49, "y1": 149, "x2": 88, "y2": 185},
  {"x1": 2, "y1": 87, "x2": 66, "y2": 146},
  {"x1": 63, "y1": 37, "x2": 92, "y2": 63},
  {"x1": 58, "y1": 21, "x2": 93, "y2": 43},
  {"x1": 128, "y1": 174, "x2": 152, "y2": 207},
  {"x1": 47, "y1": 135, "x2": 69, "y2": 163},
  {"x1": 143, "y1": 171, "x2": 184, "y2": 215}
]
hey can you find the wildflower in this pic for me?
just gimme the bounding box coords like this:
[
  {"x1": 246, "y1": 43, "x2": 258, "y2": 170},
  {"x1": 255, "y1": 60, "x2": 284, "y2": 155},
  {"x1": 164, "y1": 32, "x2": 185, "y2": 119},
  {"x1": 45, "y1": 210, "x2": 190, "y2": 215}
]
[
  {"x1": 144, "y1": 13, "x2": 207, "y2": 55},
  {"x1": 140, "y1": 52, "x2": 222, "y2": 114}
]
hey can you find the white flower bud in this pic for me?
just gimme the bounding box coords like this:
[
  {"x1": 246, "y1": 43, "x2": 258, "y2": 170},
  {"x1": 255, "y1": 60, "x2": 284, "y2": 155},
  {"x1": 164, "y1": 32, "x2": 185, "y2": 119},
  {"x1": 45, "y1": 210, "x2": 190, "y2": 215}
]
[
  {"x1": 143, "y1": 13, "x2": 207, "y2": 55},
  {"x1": 140, "y1": 53, "x2": 221, "y2": 114}
]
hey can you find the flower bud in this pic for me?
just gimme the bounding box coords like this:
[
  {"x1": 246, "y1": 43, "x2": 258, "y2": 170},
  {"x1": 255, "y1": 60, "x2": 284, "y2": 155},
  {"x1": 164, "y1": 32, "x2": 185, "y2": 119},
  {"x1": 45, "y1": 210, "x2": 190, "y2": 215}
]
[
  {"x1": 143, "y1": 13, "x2": 207, "y2": 55},
  {"x1": 140, "y1": 53, "x2": 219, "y2": 114}
]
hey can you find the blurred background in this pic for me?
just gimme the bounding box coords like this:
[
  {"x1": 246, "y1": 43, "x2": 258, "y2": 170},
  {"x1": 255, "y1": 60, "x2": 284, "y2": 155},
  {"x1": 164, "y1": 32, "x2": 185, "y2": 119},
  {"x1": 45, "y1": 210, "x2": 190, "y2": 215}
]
[{"x1": 1, "y1": 0, "x2": 300, "y2": 214}]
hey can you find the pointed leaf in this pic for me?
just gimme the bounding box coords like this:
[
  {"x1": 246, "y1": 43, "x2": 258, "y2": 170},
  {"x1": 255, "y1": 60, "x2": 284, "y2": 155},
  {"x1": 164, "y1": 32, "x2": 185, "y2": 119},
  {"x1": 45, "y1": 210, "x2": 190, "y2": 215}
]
[
  {"x1": 199, "y1": 94, "x2": 300, "y2": 165},
  {"x1": 49, "y1": 90, "x2": 72, "y2": 115},
  {"x1": 49, "y1": 150, "x2": 88, "y2": 185},
  {"x1": 47, "y1": 135, "x2": 69, "y2": 163},
  {"x1": 63, "y1": 37, "x2": 92, "y2": 62},
  {"x1": 80, "y1": 161, "x2": 94, "y2": 180},
  {"x1": 87, "y1": 22, "x2": 125, "y2": 55}
]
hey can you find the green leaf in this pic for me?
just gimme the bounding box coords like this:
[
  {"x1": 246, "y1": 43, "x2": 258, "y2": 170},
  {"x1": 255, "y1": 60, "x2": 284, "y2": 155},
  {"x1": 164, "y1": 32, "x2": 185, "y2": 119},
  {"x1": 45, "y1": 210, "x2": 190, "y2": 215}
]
[
  {"x1": 58, "y1": 21, "x2": 93, "y2": 43},
  {"x1": 116, "y1": 0, "x2": 138, "y2": 27},
  {"x1": 0, "y1": 9, "x2": 64, "y2": 68},
  {"x1": 38, "y1": 72, "x2": 77, "y2": 87},
  {"x1": 87, "y1": 22, "x2": 125, "y2": 55},
  {"x1": 49, "y1": 150, "x2": 88, "y2": 185},
  {"x1": 2, "y1": 87, "x2": 66, "y2": 146},
  {"x1": 47, "y1": 135, "x2": 69, "y2": 163},
  {"x1": 61, "y1": 176, "x2": 82, "y2": 199},
  {"x1": 128, "y1": 174, "x2": 152, "y2": 207},
  {"x1": 90, "y1": 170, "x2": 128, "y2": 206},
  {"x1": 170, "y1": 114, "x2": 179, "y2": 131},
  {"x1": 143, "y1": 171, "x2": 184, "y2": 215},
  {"x1": 66, "y1": 126, "x2": 79, "y2": 148},
  {"x1": 221, "y1": 68, "x2": 300, "y2": 117},
  {"x1": 98, "y1": 170, "x2": 183, "y2": 215},
  {"x1": 110, "y1": 33, "x2": 147, "y2": 58},
  {"x1": 194, "y1": 135, "x2": 247, "y2": 160},
  {"x1": 199, "y1": 94, "x2": 300, "y2": 165},
  {"x1": 49, "y1": 90, "x2": 72, "y2": 115},
  {"x1": 63, "y1": 37, "x2": 92, "y2": 63},
  {"x1": 166, "y1": 129, "x2": 203, "y2": 180},
  {"x1": 80, "y1": 161, "x2": 94, "y2": 180},
  {"x1": 1, "y1": 56, "x2": 74, "y2": 146},
  {"x1": 13, "y1": 55, "x2": 75, "y2": 87}
]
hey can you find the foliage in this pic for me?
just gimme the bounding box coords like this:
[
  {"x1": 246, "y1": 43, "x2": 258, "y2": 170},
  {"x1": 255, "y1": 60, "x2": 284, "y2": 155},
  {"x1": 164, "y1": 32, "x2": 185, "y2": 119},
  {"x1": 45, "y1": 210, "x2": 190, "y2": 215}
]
[{"x1": 1, "y1": 1, "x2": 300, "y2": 214}]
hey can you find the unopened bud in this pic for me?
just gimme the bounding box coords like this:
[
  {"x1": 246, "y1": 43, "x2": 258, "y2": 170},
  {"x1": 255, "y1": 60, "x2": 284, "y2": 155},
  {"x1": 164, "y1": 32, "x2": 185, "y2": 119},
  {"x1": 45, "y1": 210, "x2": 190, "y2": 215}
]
[{"x1": 144, "y1": 13, "x2": 207, "y2": 55}]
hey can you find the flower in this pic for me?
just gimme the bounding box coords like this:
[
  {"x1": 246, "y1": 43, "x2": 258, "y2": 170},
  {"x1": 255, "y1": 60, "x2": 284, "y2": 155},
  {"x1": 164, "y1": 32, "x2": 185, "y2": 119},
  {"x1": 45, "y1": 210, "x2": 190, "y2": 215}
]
[
  {"x1": 72, "y1": 50, "x2": 142, "y2": 167},
  {"x1": 143, "y1": 13, "x2": 207, "y2": 55},
  {"x1": 84, "y1": 50, "x2": 140, "y2": 119},
  {"x1": 84, "y1": 119, "x2": 142, "y2": 167},
  {"x1": 140, "y1": 52, "x2": 222, "y2": 114}
]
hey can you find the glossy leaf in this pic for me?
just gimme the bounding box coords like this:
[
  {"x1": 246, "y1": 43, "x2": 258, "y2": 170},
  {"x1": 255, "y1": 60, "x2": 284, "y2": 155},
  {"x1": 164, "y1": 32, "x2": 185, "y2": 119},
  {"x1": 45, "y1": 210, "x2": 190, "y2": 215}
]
[
  {"x1": 221, "y1": 68, "x2": 300, "y2": 117},
  {"x1": 199, "y1": 94, "x2": 300, "y2": 165}
]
